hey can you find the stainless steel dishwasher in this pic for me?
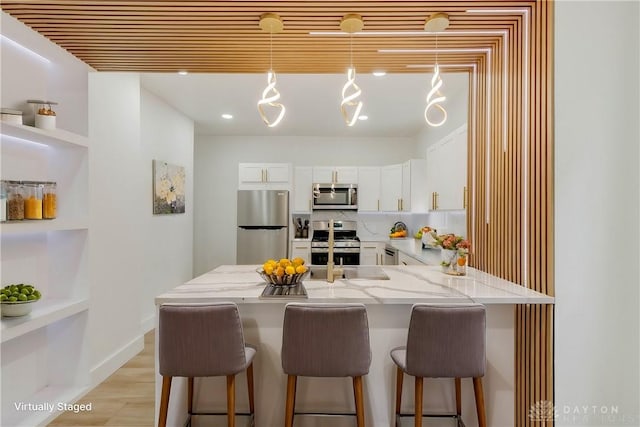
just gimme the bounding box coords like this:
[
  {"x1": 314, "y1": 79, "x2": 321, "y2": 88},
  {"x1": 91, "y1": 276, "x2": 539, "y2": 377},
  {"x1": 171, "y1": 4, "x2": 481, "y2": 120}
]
[{"x1": 384, "y1": 245, "x2": 398, "y2": 265}]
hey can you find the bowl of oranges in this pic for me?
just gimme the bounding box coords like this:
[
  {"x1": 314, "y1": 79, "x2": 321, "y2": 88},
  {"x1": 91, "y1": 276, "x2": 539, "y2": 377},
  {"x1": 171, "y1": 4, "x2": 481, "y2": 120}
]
[{"x1": 258, "y1": 258, "x2": 309, "y2": 286}]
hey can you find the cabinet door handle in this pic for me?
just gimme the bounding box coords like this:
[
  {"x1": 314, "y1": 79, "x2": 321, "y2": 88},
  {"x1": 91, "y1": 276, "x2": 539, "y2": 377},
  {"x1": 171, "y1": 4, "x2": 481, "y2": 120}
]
[
  {"x1": 264, "y1": 169, "x2": 268, "y2": 182},
  {"x1": 261, "y1": 169, "x2": 265, "y2": 182},
  {"x1": 377, "y1": 200, "x2": 380, "y2": 211},
  {"x1": 432, "y1": 192, "x2": 439, "y2": 210},
  {"x1": 397, "y1": 199, "x2": 400, "y2": 211},
  {"x1": 463, "y1": 186, "x2": 468, "y2": 209},
  {"x1": 400, "y1": 198, "x2": 404, "y2": 211}
]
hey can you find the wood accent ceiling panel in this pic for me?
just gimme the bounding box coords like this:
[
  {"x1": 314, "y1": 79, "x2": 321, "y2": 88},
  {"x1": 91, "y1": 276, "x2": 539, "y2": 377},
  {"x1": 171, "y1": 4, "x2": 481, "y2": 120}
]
[
  {"x1": 3, "y1": 0, "x2": 523, "y2": 73},
  {"x1": 466, "y1": 1, "x2": 554, "y2": 425}
]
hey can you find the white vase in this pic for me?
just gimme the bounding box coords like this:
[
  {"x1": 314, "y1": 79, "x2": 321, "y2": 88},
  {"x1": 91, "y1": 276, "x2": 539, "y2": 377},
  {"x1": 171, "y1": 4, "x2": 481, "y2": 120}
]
[{"x1": 440, "y1": 249, "x2": 466, "y2": 276}]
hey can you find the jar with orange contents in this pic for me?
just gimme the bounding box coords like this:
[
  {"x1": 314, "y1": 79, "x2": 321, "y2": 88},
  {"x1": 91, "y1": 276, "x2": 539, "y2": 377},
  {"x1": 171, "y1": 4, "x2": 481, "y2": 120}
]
[
  {"x1": 43, "y1": 182, "x2": 57, "y2": 219},
  {"x1": 24, "y1": 181, "x2": 43, "y2": 220}
]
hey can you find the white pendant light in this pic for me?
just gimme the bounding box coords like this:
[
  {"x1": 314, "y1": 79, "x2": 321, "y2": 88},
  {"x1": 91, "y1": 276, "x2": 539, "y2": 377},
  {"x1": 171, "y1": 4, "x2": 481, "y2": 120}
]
[
  {"x1": 424, "y1": 13, "x2": 449, "y2": 127},
  {"x1": 340, "y1": 14, "x2": 364, "y2": 127},
  {"x1": 257, "y1": 13, "x2": 285, "y2": 127}
]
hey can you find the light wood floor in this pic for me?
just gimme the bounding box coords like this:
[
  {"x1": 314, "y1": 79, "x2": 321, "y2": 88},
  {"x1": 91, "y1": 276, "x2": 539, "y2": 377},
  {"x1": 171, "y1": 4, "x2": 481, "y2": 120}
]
[{"x1": 48, "y1": 331, "x2": 155, "y2": 427}]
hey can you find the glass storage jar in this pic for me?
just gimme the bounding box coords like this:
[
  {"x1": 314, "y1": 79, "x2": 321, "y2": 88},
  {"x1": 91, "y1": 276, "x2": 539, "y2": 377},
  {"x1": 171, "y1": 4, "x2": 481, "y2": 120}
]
[
  {"x1": 43, "y1": 181, "x2": 57, "y2": 219},
  {"x1": 6, "y1": 181, "x2": 25, "y2": 221},
  {"x1": 24, "y1": 181, "x2": 43, "y2": 220},
  {"x1": 0, "y1": 181, "x2": 7, "y2": 222}
]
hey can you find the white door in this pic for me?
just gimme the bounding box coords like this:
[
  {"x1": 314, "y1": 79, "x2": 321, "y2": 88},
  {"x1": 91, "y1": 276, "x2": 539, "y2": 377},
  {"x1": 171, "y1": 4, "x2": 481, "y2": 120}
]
[
  {"x1": 380, "y1": 164, "x2": 402, "y2": 211},
  {"x1": 357, "y1": 167, "x2": 381, "y2": 212}
]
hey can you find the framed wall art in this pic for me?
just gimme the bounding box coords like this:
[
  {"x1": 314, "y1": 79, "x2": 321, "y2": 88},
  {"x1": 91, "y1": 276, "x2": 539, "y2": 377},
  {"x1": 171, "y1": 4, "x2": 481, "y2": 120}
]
[{"x1": 152, "y1": 160, "x2": 185, "y2": 214}]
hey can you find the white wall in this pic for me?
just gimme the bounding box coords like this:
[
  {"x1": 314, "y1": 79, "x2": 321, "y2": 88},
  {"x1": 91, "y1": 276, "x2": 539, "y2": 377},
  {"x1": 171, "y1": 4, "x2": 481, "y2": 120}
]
[
  {"x1": 88, "y1": 74, "x2": 194, "y2": 383},
  {"x1": 139, "y1": 88, "x2": 194, "y2": 330},
  {"x1": 415, "y1": 76, "x2": 469, "y2": 152},
  {"x1": 193, "y1": 135, "x2": 418, "y2": 275},
  {"x1": 88, "y1": 73, "x2": 146, "y2": 382},
  {"x1": 0, "y1": 12, "x2": 91, "y2": 135},
  {"x1": 555, "y1": 1, "x2": 640, "y2": 425}
]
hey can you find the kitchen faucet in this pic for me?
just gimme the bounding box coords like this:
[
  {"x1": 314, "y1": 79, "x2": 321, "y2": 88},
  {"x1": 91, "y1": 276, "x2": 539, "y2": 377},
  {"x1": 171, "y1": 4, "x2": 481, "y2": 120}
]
[{"x1": 326, "y1": 219, "x2": 344, "y2": 283}]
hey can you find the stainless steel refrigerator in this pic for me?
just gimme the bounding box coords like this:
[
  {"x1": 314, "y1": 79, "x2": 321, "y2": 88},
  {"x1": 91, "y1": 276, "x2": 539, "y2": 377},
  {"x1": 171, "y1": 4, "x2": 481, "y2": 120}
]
[{"x1": 236, "y1": 190, "x2": 289, "y2": 264}]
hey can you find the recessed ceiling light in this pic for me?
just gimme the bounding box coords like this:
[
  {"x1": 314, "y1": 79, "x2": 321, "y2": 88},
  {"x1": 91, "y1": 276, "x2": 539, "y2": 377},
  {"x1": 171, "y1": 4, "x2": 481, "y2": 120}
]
[
  {"x1": 177, "y1": 70, "x2": 188, "y2": 75},
  {"x1": 372, "y1": 71, "x2": 386, "y2": 77},
  {"x1": 358, "y1": 115, "x2": 369, "y2": 121},
  {"x1": 221, "y1": 113, "x2": 233, "y2": 120}
]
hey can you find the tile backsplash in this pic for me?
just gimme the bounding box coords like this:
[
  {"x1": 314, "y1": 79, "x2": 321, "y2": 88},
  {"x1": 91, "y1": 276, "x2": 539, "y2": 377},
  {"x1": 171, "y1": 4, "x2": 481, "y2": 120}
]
[{"x1": 308, "y1": 210, "x2": 466, "y2": 241}]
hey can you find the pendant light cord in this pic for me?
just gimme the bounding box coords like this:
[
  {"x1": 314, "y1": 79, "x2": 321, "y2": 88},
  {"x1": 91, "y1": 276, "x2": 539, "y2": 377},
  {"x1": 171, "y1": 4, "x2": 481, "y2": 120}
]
[{"x1": 351, "y1": 31, "x2": 358, "y2": 68}]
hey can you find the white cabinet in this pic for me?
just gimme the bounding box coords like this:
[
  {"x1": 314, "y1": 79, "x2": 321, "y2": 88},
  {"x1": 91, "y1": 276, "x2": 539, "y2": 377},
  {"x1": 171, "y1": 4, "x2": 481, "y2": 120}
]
[
  {"x1": 312, "y1": 166, "x2": 358, "y2": 184},
  {"x1": 426, "y1": 124, "x2": 468, "y2": 210},
  {"x1": 357, "y1": 167, "x2": 381, "y2": 212},
  {"x1": 360, "y1": 242, "x2": 385, "y2": 265},
  {"x1": 293, "y1": 167, "x2": 313, "y2": 212},
  {"x1": 398, "y1": 252, "x2": 426, "y2": 266},
  {"x1": 1, "y1": 123, "x2": 90, "y2": 427},
  {"x1": 379, "y1": 160, "x2": 427, "y2": 212},
  {"x1": 290, "y1": 240, "x2": 311, "y2": 263},
  {"x1": 380, "y1": 164, "x2": 403, "y2": 211},
  {"x1": 401, "y1": 159, "x2": 428, "y2": 212},
  {"x1": 239, "y1": 163, "x2": 291, "y2": 189}
]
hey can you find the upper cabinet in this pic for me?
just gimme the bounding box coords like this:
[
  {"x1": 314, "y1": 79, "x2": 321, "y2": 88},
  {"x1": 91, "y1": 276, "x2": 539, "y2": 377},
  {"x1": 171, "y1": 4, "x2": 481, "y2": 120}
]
[
  {"x1": 238, "y1": 163, "x2": 291, "y2": 190},
  {"x1": 312, "y1": 166, "x2": 358, "y2": 184},
  {"x1": 379, "y1": 164, "x2": 403, "y2": 211},
  {"x1": 293, "y1": 166, "x2": 313, "y2": 213},
  {"x1": 357, "y1": 167, "x2": 381, "y2": 212},
  {"x1": 426, "y1": 124, "x2": 468, "y2": 210},
  {"x1": 378, "y1": 160, "x2": 427, "y2": 212}
]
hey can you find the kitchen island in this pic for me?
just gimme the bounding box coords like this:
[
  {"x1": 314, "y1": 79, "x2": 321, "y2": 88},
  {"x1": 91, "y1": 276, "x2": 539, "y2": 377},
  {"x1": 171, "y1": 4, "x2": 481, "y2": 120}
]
[{"x1": 155, "y1": 265, "x2": 553, "y2": 427}]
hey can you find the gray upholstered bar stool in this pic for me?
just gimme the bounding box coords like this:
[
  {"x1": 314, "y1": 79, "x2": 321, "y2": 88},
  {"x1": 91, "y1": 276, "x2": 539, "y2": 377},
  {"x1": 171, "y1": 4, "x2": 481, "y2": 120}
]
[
  {"x1": 281, "y1": 303, "x2": 371, "y2": 427},
  {"x1": 158, "y1": 302, "x2": 256, "y2": 427},
  {"x1": 390, "y1": 303, "x2": 487, "y2": 427}
]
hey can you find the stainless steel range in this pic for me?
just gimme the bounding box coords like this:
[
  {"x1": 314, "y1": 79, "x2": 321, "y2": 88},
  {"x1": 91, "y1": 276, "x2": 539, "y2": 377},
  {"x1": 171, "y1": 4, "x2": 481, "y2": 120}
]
[{"x1": 311, "y1": 220, "x2": 360, "y2": 265}]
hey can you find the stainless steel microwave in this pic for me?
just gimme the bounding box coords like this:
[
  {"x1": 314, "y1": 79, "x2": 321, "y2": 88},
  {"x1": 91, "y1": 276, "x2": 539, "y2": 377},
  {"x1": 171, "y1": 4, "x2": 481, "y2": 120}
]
[{"x1": 312, "y1": 183, "x2": 358, "y2": 210}]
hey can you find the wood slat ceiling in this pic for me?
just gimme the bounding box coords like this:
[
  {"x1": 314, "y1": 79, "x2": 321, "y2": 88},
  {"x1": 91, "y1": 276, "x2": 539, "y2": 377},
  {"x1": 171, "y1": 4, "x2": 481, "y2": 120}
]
[{"x1": 1, "y1": 1, "x2": 534, "y2": 73}]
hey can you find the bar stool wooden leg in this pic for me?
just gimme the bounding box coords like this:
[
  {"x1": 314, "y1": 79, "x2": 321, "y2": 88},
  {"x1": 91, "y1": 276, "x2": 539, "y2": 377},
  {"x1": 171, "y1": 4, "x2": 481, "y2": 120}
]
[
  {"x1": 455, "y1": 377, "x2": 462, "y2": 417},
  {"x1": 353, "y1": 376, "x2": 365, "y2": 427},
  {"x1": 158, "y1": 376, "x2": 172, "y2": 427},
  {"x1": 226, "y1": 374, "x2": 236, "y2": 427},
  {"x1": 395, "y1": 366, "x2": 404, "y2": 416},
  {"x1": 414, "y1": 376, "x2": 423, "y2": 427},
  {"x1": 247, "y1": 363, "x2": 255, "y2": 414},
  {"x1": 187, "y1": 377, "x2": 194, "y2": 414},
  {"x1": 472, "y1": 377, "x2": 487, "y2": 427},
  {"x1": 285, "y1": 375, "x2": 297, "y2": 427}
]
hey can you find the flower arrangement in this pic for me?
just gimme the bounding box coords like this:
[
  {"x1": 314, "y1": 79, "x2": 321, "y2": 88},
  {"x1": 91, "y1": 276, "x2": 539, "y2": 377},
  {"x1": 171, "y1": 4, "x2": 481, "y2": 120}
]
[
  {"x1": 431, "y1": 233, "x2": 471, "y2": 276},
  {"x1": 434, "y1": 233, "x2": 470, "y2": 253}
]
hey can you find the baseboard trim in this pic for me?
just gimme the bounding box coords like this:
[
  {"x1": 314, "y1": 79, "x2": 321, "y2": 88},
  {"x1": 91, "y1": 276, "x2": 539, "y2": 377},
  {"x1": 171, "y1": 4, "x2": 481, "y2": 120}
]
[
  {"x1": 90, "y1": 334, "x2": 144, "y2": 387},
  {"x1": 141, "y1": 313, "x2": 156, "y2": 334}
]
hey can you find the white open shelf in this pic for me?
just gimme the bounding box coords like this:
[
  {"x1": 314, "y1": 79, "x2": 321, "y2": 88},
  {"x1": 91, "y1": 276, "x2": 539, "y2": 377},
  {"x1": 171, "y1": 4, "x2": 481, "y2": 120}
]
[
  {"x1": 1, "y1": 297, "x2": 89, "y2": 343},
  {"x1": 2, "y1": 111, "x2": 91, "y2": 427},
  {"x1": 0, "y1": 122, "x2": 88, "y2": 149},
  {"x1": 2, "y1": 384, "x2": 90, "y2": 427},
  {"x1": 0, "y1": 217, "x2": 89, "y2": 235}
]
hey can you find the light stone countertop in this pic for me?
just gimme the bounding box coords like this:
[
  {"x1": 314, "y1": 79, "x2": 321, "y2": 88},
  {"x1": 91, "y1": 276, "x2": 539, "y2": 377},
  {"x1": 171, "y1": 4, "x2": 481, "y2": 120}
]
[{"x1": 155, "y1": 264, "x2": 554, "y2": 305}]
